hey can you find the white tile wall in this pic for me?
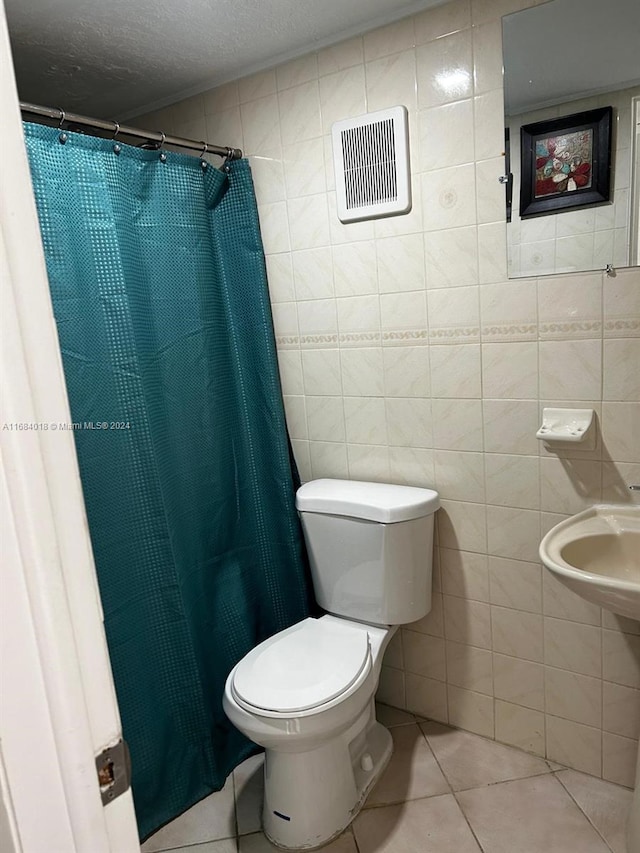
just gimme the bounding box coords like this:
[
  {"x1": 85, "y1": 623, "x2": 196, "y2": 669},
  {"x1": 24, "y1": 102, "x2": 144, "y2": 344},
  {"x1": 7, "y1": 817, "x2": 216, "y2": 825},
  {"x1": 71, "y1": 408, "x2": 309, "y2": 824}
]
[{"x1": 135, "y1": 0, "x2": 640, "y2": 788}]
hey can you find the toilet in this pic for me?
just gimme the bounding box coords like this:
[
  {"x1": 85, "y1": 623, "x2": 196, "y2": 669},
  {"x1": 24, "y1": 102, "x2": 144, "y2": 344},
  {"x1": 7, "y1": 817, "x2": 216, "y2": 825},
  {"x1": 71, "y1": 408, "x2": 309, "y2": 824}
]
[{"x1": 223, "y1": 478, "x2": 440, "y2": 850}]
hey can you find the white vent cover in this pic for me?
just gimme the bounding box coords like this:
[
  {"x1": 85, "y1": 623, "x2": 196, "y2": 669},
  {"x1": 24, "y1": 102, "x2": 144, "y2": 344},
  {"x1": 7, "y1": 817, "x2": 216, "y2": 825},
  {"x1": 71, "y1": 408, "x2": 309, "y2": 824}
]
[{"x1": 332, "y1": 106, "x2": 411, "y2": 223}]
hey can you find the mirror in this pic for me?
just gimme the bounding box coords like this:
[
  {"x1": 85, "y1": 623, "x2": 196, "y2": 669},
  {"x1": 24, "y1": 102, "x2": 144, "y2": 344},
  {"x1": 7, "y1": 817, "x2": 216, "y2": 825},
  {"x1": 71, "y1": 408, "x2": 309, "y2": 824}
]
[{"x1": 502, "y1": 0, "x2": 640, "y2": 278}]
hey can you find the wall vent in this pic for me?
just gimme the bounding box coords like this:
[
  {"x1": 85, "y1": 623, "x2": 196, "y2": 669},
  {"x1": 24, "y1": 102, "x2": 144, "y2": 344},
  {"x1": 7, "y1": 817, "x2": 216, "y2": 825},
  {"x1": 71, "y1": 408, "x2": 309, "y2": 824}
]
[{"x1": 332, "y1": 106, "x2": 411, "y2": 223}]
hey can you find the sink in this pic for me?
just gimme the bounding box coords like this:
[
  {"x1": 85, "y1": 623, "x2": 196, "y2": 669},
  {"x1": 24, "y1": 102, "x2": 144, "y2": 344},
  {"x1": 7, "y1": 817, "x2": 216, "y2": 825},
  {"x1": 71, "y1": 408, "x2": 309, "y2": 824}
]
[
  {"x1": 541, "y1": 504, "x2": 640, "y2": 853},
  {"x1": 539, "y1": 504, "x2": 640, "y2": 621}
]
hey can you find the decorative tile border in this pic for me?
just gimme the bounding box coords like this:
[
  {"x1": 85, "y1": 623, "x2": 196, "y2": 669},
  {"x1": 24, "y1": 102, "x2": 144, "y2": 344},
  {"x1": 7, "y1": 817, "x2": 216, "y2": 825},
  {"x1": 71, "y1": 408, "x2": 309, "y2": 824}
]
[
  {"x1": 428, "y1": 325, "x2": 480, "y2": 344},
  {"x1": 300, "y1": 333, "x2": 339, "y2": 348},
  {"x1": 604, "y1": 317, "x2": 640, "y2": 338},
  {"x1": 481, "y1": 323, "x2": 538, "y2": 342},
  {"x1": 275, "y1": 334, "x2": 300, "y2": 349},
  {"x1": 382, "y1": 329, "x2": 429, "y2": 347},
  {"x1": 278, "y1": 318, "x2": 638, "y2": 349},
  {"x1": 538, "y1": 320, "x2": 602, "y2": 340},
  {"x1": 280, "y1": 326, "x2": 484, "y2": 346},
  {"x1": 338, "y1": 331, "x2": 382, "y2": 347}
]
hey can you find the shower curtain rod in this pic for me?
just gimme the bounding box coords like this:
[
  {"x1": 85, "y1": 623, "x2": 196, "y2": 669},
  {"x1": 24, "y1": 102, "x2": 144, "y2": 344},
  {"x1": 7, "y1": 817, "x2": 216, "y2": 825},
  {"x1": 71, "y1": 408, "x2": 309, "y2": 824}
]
[{"x1": 20, "y1": 101, "x2": 243, "y2": 160}]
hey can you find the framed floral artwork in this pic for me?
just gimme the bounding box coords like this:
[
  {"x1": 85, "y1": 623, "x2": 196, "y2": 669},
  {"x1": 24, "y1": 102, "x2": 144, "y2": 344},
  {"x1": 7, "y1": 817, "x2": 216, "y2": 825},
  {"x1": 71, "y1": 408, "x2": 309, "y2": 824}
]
[{"x1": 519, "y1": 106, "x2": 612, "y2": 218}]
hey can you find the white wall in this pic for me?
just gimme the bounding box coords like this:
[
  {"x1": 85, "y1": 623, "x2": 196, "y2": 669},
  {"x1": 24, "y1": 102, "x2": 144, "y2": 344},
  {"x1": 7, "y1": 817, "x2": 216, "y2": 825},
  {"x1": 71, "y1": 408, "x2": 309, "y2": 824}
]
[{"x1": 133, "y1": 0, "x2": 640, "y2": 787}]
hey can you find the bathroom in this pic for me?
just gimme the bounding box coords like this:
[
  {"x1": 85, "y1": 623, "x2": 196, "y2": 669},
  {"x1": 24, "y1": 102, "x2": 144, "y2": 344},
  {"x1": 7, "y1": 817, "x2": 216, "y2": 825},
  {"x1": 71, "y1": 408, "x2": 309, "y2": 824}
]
[{"x1": 1, "y1": 0, "x2": 639, "y2": 850}]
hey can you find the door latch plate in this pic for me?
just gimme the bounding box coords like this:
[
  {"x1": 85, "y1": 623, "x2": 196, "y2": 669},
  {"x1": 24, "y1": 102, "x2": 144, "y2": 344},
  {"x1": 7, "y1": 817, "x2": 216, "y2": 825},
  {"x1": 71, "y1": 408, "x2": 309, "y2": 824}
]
[{"x1": 95, "y1": 739, "x2": 131, "y2": 805}]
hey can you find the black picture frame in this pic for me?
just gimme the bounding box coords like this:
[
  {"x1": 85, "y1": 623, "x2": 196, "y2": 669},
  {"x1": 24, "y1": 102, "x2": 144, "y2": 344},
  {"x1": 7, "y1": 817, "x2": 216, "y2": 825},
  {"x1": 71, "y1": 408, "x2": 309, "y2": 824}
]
[{"x1": 519, "y1": 106, "x2": 612, "y2": 219}]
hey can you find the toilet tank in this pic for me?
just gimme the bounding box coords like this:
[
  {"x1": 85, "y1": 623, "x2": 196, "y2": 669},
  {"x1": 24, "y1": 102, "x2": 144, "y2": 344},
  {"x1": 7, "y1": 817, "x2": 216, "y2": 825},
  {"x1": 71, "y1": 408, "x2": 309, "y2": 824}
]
[{"x1": 296, "y1": 479, "x2": 440, "y2": 626}]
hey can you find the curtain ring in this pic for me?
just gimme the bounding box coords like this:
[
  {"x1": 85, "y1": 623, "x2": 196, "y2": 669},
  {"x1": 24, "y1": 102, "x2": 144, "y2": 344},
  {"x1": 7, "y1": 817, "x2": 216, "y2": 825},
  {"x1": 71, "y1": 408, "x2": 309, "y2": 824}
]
[
  {"x1": 57, "y1": 108, "x2": 68, "y2": 143},
  {"x1": 199, "y1": 141, "x2": 208, "y2": 170},
  {"x1": 158, "y1": 131, "x2": 167, "y2": 162},
  {"x1": 112, "y1": 121, "x2": 121, "y2": 155},
  {"x1": 221, "y1": 147, "x2": 233, "y2": 173}
]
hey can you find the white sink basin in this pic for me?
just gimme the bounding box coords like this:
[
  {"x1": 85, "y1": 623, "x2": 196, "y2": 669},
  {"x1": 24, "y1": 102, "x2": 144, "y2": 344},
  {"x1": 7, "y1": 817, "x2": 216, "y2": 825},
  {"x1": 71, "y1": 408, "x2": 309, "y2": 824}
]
[{"x1": 540, "y1": 504, "x2": 640, "y2": 621}]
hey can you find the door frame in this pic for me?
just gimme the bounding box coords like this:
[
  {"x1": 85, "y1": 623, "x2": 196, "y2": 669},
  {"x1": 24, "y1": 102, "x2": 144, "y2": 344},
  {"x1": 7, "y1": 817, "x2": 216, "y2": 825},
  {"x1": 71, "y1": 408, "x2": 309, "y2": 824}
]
[
  {"x1": 0, "y1": 4, "x2": 140, "y2": 849},
  {"x1": 631, "y1": 95, "x2": 640, "y2": 266}
]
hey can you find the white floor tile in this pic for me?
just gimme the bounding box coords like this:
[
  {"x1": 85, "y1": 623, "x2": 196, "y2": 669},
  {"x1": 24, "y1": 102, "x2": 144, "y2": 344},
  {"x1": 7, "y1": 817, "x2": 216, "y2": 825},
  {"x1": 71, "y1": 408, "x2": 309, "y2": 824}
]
[
  {"x1": 556, "y1": 769, "x2": 634, "y2": 853},
  {"x1": 141, "y1": 777, "x2": 235, "y2": 852},
  {"x1": 234, "y1": 754, "x2": 264, "y2": 836},
  {"x1": 365, "y1": 723, "x2": 449, "y2": 807},
  {"x1": 170, "y1": 841, "x2": 237, "y2": 853},
  {"x1": 140, "y1": 722, "x2": 633, "y2": 853},
  {"x1": 239, "y1": 829, "x2": 357, "y2": 851},
  {"x1": 421, "y1": 721, "x2": 550, "y2": 791},
  {"x1": 457, "y1": 775, "x2": 610, "y2": 853},
  {"x1": 355, "y1": 794, "x2": 481, "y2": 853}
]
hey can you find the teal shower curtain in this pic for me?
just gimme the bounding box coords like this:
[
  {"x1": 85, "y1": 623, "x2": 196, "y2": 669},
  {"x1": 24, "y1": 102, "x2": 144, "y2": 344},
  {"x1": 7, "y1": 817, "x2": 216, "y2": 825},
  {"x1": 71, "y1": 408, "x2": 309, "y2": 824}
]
[{"x1": 24, "y1": 122, "x2": 312, "y2": 839}]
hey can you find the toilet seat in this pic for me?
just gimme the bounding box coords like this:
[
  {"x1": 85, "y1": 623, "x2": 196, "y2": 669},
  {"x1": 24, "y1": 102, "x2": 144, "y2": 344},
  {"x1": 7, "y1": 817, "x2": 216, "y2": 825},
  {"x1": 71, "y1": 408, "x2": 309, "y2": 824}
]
[{"x1": 231, "y1": 617, "x2": 371, "y2": 714}]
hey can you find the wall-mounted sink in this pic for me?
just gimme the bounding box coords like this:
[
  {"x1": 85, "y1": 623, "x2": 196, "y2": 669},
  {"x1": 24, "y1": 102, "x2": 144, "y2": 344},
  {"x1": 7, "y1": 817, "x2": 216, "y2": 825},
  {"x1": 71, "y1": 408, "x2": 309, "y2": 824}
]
[
  {"x1": 539, "y1": 505, "x2": 640, "y2": 621},
  {"x1": 542, "y1": 504, "x2": 640, "y2": 853}
]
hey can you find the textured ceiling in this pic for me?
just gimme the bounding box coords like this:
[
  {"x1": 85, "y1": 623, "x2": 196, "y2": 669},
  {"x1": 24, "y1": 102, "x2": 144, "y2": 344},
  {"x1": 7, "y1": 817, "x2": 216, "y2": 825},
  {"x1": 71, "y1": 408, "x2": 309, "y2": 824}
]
[
  {"x1": 8, "y1": 0, "x2": 639, "y2": 123},
  {"x1": 5, "y1": 0, "x2": 445, "y2": 118}
]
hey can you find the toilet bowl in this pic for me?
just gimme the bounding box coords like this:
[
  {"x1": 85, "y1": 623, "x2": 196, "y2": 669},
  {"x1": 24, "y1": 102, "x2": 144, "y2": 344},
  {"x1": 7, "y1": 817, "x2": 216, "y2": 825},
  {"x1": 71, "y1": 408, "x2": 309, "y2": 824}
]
[
  {"x1": 223, "y1": 615, "x2": 394, "y2": 849},
  {"x1": 223, "y1": 479, "x2": 440, "y2": 850}
]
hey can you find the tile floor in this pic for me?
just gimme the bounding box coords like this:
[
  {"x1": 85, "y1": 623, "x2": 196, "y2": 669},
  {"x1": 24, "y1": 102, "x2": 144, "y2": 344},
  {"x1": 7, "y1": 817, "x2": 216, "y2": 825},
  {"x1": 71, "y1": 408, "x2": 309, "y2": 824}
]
[{"x1": 141, "y1": 704, "x2": 634, "y2": 853}]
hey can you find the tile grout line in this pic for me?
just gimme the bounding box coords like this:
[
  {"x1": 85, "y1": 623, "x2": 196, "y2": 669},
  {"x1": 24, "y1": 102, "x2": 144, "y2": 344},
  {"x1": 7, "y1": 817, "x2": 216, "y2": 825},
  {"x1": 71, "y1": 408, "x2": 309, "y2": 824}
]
[
  {"x1": 231, "y1": 764, "x2": 240, "y2": 848},
  {"x1": 553, "y1": 771, "x2": 617, "y2": 853},
  {"x1": 415, "y1": 719, "x2": 488, "y2": 853},
  {"x1": 451, "y1": 787, "x2": 491, "y2": 853},
  {"x1": 423, "y1": 720, "x2": 495, "y2": 850},
  {"x1": 416, "y1": 720, "x2": 454, "y2": 796},
  {"x1": 349, "y1": 822, "x2": 363, "y2": 853}
]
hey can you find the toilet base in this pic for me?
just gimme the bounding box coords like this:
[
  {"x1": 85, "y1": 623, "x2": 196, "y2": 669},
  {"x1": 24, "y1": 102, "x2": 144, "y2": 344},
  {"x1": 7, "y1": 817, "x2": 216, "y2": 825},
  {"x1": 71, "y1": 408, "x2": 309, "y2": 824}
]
[{"x1": 262, "y1": 701, "x2": 392, "y2": 850}]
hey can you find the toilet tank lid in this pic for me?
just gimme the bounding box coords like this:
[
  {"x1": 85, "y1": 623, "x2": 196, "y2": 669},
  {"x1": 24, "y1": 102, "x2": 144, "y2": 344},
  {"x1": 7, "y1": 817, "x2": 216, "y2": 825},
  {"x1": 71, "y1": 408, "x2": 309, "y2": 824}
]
[{"x1": 296, "y1": 478, "x2": 440, "y2": 523}]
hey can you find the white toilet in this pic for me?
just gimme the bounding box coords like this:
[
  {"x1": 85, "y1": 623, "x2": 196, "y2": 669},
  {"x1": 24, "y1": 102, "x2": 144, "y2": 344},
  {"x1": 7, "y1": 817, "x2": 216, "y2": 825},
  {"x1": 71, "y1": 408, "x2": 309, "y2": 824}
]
[{"x1": 223, "y1": 478, "x2": 440, "y2": 850}]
